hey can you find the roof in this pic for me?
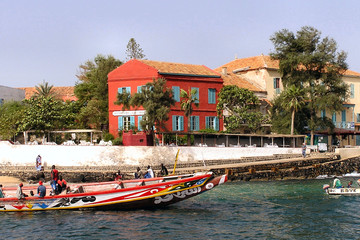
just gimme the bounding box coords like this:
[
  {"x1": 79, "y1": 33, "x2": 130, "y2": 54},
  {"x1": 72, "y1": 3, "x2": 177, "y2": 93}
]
[
  {"x1": 138, "y1": 59, "x2": 220, "y2": 77},
  {"x1": 18, "y1": 86, "x2": 77, "y2": 101},
  {"x1": 215, "y1": 55, "x2": 360, "y2": 77},
  {"x1": 217, "y1": 71, "x2": 265, "y2": 92}
]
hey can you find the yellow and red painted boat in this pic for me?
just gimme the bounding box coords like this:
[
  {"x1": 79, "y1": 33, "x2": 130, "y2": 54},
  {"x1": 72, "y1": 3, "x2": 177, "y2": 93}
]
[{"x1": 0, "y1": 172, "x2": 227, "y2": 212}]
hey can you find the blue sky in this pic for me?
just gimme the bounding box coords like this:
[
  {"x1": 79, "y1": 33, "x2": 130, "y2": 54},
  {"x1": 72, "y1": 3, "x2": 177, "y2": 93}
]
[{"x1": 1, "y1": 0, "x2": 360, "y2": 88}]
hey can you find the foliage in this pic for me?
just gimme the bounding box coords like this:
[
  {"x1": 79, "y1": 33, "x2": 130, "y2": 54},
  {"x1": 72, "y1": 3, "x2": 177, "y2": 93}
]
[
  {"x1": 112, "y1": 137, "x2": 123, "y2": 145},
  {"x1": 280, "y1": 85, "x2": 307, "y2": 135},
  {"x1": 216, "y1": 85, "x2": 268, "y2": 132},
  {"x1": 198, "y1": 128, "x2": 218, "y2": 134},
  {"x1": 34, "y1": 81, "x2": 57, "y2": 98},
  {"x1": 0, "y1": 101, "x2": 25, "y2": 140},
  {"x1": 19, "y1": 96, "x2": 69, "y2": 133},
  {"x1": 125, "y1": 38, "x2": 146, "y2": 61},
  {"x1": 270, "y1": 94, "x2": 309, "y2": 134},
  {"x1": 116, "y1": 78, "x2": 175, "y2": 132},
  {"x1": 180, "y1": 88, "x2": 199, "y2": 145},
  {"x1": 75, "y1": 54, "x2": 122, "y2": 129},
  {"x1": 270, "y1": 26, "x2": 349, "y2": 143},
  {"x1": 103, "y1": 132, "x2": 115, "y2": 142}
]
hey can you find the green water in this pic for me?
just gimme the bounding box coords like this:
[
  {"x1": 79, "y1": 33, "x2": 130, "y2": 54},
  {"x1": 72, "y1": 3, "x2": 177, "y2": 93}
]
[{"x1": 2, "y1": 178, "x2": 359, "y2": 239}]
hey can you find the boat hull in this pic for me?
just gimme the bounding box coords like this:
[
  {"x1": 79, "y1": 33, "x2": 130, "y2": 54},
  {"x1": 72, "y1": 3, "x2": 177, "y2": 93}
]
[
  {"x1": 0, "y1": 173, "x2": 227, "y2": 212},
  {"x1": 325, "y1": 187, "x2": 360, "y2": 196}
]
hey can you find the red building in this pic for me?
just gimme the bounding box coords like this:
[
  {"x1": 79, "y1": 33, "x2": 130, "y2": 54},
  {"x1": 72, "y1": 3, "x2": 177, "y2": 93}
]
[{"x1": 108, "y1": 59, "x2": 223, "y2": 142}]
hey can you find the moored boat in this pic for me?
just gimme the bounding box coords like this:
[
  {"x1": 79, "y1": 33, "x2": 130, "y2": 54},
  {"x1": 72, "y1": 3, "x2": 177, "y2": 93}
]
[
  {"x1": 0, "y1": 172, "x2": 227, "y2": 212},
  {"x1": 323, "y1": 184, "x2": 360, "y2": 195}
]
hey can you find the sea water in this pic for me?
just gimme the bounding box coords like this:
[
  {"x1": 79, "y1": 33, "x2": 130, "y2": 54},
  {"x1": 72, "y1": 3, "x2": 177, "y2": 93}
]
[{"x1": 2, "y1": 178, "x2": 360, "y2": 240}]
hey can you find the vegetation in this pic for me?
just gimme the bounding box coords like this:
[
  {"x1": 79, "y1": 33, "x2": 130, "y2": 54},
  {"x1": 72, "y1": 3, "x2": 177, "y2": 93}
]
[
  {"x1": 115, "y1": 78, "x2": 175, "y2": 144},
  {"x1": 0, "y1": 101, "x2": 25, "y2": 140},
  {"x1": 75, "y1": 54, "x2": 122, "y2": 129},
  {"x1": 180, "y1": 88, "x2": 199, "y2": 145},
  {"x1": 217, "y1": 85, "x2": 269, "y2": 133},
  {"x1": 125, "y1": 38, "x2": 146, "y2": 60},
  {"x1": 270, "y1": 26, "x2": 349, "y2": 144},
  {"x1": 34, "y1": 81, "x2": 57, "y2": 98}
]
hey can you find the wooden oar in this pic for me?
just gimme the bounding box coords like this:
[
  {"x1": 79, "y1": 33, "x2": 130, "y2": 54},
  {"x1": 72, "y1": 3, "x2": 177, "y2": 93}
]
[{"x1": 172, "y1": 149, "x2": 180, "y2": 175}]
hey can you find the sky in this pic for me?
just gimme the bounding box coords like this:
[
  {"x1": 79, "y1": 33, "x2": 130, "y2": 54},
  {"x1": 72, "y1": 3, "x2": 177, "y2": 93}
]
[{"x1": 1, "y1": 0, "x2": 360, "y2": 88}]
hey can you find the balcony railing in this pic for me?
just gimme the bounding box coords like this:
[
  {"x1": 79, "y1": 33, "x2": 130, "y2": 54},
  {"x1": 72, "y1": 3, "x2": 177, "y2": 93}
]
[{"x1": 333, "y1": 121, "x2": 355, "y2": 130}]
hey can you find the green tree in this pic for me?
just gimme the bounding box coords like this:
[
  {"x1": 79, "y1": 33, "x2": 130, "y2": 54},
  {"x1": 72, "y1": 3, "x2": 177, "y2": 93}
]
[
  {"x1": 75, "y1": 54, "x2": 122, "y2": 129},
  {"x1": 180, "y1": 88, "x2": 199, "y2": 145},
  {"x1": 34, "y1": 81, "x2": 56, "y2": 98},
  {"x1": 0, "y1": 101, "x2": 25, "y2": 140},
  {"x1": 19, "y1": 96, "x2": 67, "y2": 134},
  {"x1": 125, "y1": 38, "x2": 146, "y2": 61},
  {"x1": 217, "y1": 85, "x2": 268, "y2": 133},
  {"x1": 281, "y1": 85, "x2": 306, "y2": 135},
  {"x1": 270, "y1": 26, "x2": 349, "y2": 144},
  {"x1": 115, "y1": 78, "x2": 175, "y2": 145}
]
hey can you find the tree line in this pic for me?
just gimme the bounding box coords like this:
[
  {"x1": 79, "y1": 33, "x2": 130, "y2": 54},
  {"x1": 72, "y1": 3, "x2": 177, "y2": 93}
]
[{"x1": 0, "y1": 27, "x2": 350, "y2": 145}]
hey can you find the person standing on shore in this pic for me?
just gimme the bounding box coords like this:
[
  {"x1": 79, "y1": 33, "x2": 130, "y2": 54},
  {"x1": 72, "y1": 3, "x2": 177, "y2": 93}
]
[
  {"x1": 302, "y1": 143, "x2": 307, "y2": 158},
  {"x1": 35, "y1": 155, "x2": 42, "y2": 171},
  {"x1": 50, "y1": 165, "x2": 59, "y2": 194}
]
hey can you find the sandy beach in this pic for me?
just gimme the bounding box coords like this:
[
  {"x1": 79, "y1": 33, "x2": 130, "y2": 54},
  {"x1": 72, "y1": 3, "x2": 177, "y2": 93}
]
[{"x1": 0, "y1": 176, "x2": 22, "y2": 185}]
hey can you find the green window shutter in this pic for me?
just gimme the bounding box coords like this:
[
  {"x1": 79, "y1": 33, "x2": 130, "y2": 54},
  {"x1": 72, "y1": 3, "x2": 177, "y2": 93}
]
[
  {"x1": 205, "y1": 116, "x2": 209, "y2": 129},
  {"x1": 273, "y1": 78, "x2": 277, "y2": 89},
  {"x1": 342, "y1": 110, "x2": 346, "y2": 122},
  {"x1": 137, "y1": 86, "x2": 142, "y2": 93},
  {"x1": 125, "y1": 87, "x2": 131, "y2": 93},
  {"x1": 195, "y1": 116, "x2": 199, "y2": 131},
  {"x1": 208, "y1": 89, "x2": 216, "y2": 104},
  {"x1": 130, "y1": 116, "x2": 135, "y2": 127},
  {"x1": 138, "y1": 116, "x2": 143, "y2": 131},
  {"x1": 172, "y1": 86, "x2": 180, "y2": 102},
  {"x1": 180, "y1": 116, "x2": 184, "y2": 131},
  {"x1": 172, "y1": 116, "x2": 176, "y2": 131},
  {"x1": 332, "y1": 113, "x2": 336, "y2": 122},
  {"x1": 118, "y1": 117, "x2": 123, "y2": 130},
  {"x1": 215, "y1": 117, "x2": 219, "y2": 131},
  {"x1": 191, "y1": 87, "x2": 199, "y2": 103}
]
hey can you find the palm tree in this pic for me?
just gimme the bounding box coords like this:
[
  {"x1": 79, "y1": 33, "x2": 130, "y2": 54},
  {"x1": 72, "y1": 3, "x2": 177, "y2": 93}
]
[
  {"x1": 281, "y1": 85, "x2": 306, "y2": 135},
  {"x1": 34, "y1": 81, "x2": 56, "y2": 98},
  {"x1": 180, "y1": 88, "x2": 199, "y2": 145}
]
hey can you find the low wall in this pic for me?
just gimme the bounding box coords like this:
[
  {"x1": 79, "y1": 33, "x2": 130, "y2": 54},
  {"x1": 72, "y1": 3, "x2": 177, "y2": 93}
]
[
  {"x1": 0, "y1": 141, "x2": 302, "y2": 167},
  {"x1": 335, "y1": 147, "x2": 360, "y2": 159}
]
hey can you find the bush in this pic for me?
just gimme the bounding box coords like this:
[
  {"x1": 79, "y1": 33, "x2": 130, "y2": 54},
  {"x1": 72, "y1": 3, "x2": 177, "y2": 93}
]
[
  {"x1": 113, "y1": 137, "x2": 122, "y2": 145},
  {"x1": 103, "y1": 132, "x2": 115, "y2": 142}
]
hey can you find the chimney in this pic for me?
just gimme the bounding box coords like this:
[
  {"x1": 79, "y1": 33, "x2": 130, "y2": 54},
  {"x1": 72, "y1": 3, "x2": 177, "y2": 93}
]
[{"x1": 222, "y1": 67, "x2": 227, "y2": 75}]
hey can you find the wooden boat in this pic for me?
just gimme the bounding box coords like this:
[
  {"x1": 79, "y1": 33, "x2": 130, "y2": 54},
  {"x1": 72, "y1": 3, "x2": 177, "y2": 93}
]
[{"x1": 0, "y1": 172, "x2": 227, "y2": 212}]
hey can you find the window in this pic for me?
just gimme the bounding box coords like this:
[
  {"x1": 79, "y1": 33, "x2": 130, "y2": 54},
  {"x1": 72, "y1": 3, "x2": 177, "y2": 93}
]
[
  {"x1": 357, "y1": 114, "x2": 360, "y2": 123},
  {"x1": 342, "y1": 110, "x2": 346, "y2": 122},
  {"x1": 172, "y1": 115, "x2": 184, "y2": 131},
  {"x1": 351, "y1": 84, "x2": 354, "y2": 98},
  {"x1": 118, "y1": 87, "x2": 131, "y2": 94},
  {"x1": 332, "y1": 113, "x2": 337, "y2": 122},
  {"x1": 273, "y1": 78, "x2": 281, "y2": 94},
  {"x1": 190, "y1": 116, "x2": 200, "y2": 131},
  {"x1": 321, "y1": 110, "x2": 326, "y2": 119},
  {"x1": 172, "y1": 86, "x2": 180, "y2": 102},
  {"x1": 118, "y1": 116, "x2": 135, "y2": 130},
  {"x1": 191, "y1": 87, "x2": 199, "y2": 103},
  {"x1": 137, "y1": 85, "x2": 145, "y2": 93},
  {"x1": 208, "y1": 88, "x2": 216, "y2": 104},
  {"x1": 205, "y1": 116, "x2": 219, "y2": 131}
]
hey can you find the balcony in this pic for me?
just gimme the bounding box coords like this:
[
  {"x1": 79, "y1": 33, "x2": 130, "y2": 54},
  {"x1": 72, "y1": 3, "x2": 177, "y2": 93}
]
[{"x1": 333, "y1": 121, "x2": 355, "y2": 130}]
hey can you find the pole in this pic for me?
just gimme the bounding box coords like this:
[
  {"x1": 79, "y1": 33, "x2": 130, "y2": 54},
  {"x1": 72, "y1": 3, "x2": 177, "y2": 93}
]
[{"x1": 172, "y1": 149, "x2": 180, "y2": 175}]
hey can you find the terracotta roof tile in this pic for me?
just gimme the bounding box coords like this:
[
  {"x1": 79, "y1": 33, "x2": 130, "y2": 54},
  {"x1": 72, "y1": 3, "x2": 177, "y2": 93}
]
[
  {"x1": 219, "y1": 72, "x2": 265, "y2": 92},
  {"x1": 18, "y1": 86, "x2": 77, "y2": 101},
  {"x1": 215, "y1": 55, "x2": 360, "y2": 77},
  {"x1": 139, "y1": 59, "x2": 220, "y2": 77}
]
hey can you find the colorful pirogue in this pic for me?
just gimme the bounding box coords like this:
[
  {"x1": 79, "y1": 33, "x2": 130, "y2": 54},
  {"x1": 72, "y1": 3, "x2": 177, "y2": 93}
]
[{"x1": 0, "y1": 172, "x2": 227, "y2": 212}]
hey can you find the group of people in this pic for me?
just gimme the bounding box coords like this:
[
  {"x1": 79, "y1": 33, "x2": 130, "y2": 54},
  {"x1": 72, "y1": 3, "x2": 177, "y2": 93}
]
[
  {"x1": 332, "y1": 176, "x2": 360, "y2": 189},
  {"x1": 10, "y1": 164, "x2": 68, "y2": 200},
  {"x1": 133, "y1": 164, "x2": 168, "y2": 179}
]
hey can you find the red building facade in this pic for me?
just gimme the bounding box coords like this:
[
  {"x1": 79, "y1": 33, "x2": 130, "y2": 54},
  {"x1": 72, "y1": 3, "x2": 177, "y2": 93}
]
[{"x1": 108, "y1": 59, "x2": 223, "y2": 140}]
